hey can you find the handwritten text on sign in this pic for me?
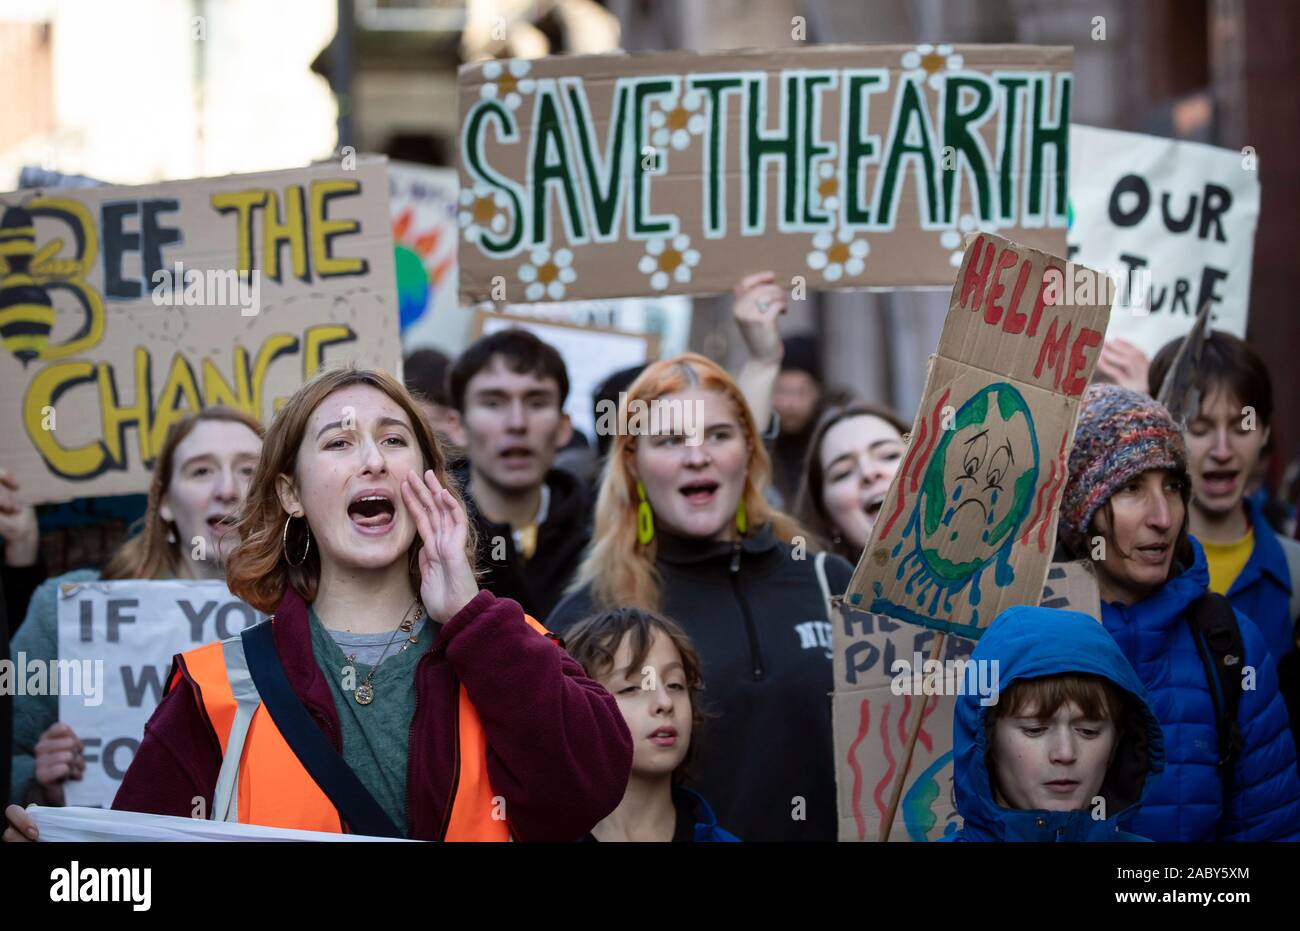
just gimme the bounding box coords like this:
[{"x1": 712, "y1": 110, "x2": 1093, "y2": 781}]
[
  {"x1": 457, "y1": 44, "x2": 1071, "y2": 302},
  {"x1": 56, "y1": 580, "x2": 263, "y2": 809}
]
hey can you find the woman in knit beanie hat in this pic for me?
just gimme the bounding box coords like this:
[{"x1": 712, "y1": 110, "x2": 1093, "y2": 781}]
[
  {"x1": 1052, "y1": 383, "x2": 1300, "y2": 842},
  {"x1": 1058, "y1": 384, "x2": 1193, "y2": 590}
]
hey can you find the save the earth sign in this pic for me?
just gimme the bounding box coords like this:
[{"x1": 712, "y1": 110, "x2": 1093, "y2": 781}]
[{"x1": 456, "y1": 44, "x2": 1071, "y2": 303}]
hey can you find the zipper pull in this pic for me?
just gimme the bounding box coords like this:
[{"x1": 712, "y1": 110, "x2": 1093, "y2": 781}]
[{"x1": 729, "y1": 541, "x2": 742, "y2": 573}]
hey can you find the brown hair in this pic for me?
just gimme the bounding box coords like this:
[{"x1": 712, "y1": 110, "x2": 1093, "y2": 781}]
[
  {"x1": 562, "y1": 607, "x2": 706, "y2": 781},
  {"x1": 1149, "y1": 330, "x2": 1274, "y2": 431},
  {"x1": 795, "y1": 401, "x2": 910, "y2": 563},
  {"x1": 224, "y1": 367, "x2": 476, "y2": 613},
  {"x1": 990, "y1": 673, "x2": 1127, "y2": 725},
  {"x1": 570, "y1": 353, "x2": 807, "y2": 612},
  {"x1": 102, "y1": 407, "x2": 265, "y2": 581}
]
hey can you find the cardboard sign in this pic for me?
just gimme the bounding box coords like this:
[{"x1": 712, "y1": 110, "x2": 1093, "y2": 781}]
[
  {"x1": 845, "y1": 232, "x2": 1109, "y2": 639},
  {"x1": 1068, "y1": 125, "x2": 1259, "y2": 357},
  {"x1": 0, "y1": 158, "x2": 400, "y2": 505},
  {"x1": 832, "y1": 601, "x2": 975, "y2": 842},
  {"x1": 1040, "y1": 560, "x2": 1101, "y2": 619},
  {"x1": 457, "y1": 44, "x2": 1072, "y2": 304},
  {"x1": 389, "y1": 161, "x2": 459, "y2": 339},
  {"x1": 56, "y1": 580, "x2": 263, "y2": 808},
  {"x1": 471, "y1": 310, "x2": 659, "y2": 443}
]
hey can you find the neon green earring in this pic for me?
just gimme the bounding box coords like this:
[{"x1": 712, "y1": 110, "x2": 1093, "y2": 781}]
[
  {"x1": 735, "y1": 496, "x2": 748, "y2": 535},
  {"x1": 636, "y1": 480, "x2": 655, "y2": 545}
]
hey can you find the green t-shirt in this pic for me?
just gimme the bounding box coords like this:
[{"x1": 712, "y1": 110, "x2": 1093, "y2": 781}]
[{"x1": 307, "y1": 606, "x2": 435, "y2": 836}]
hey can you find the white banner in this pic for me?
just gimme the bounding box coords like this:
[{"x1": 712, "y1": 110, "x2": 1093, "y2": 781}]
[
  {"x1": 1068, "y1": 125, "x2": 1260, "y2": 357},
  {"x1": 55, "y1": 579, "x2": 264, "y2": 808}
]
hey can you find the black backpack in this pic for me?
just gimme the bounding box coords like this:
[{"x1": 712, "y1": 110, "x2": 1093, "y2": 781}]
[{"x1": 1187, "y1": 593, "x2": 1246, "y2": 774}]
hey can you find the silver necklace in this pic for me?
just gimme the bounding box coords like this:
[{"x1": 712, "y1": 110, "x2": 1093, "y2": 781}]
[{"x1": 347, "y1": 598, "x2": 422, "y2": 706}]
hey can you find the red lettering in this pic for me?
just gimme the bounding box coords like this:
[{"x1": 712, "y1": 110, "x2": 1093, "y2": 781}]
[
  {"x1": 1002, "y1": 259, "x2": 1031, "y2": 334},
  {"x1": 1033, "y1": 318, "x2": 1072, "y2": 390},
  {"x1": 959, "y1": 235, "x2": 995, "y2": 311},
  {"x1": 1062, "y1": 327, "x2": 1104, "y2": 396},
  {"x1": 983, "y1": 247, "x2": 1020, "y2": 326}
]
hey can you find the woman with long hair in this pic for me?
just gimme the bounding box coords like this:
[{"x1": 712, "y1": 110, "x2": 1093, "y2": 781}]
[
  {"x1": 547, "y1": 353, "x2": 854, "y2": 841},
  {"x1": 8, "y1": 367, "x2": 631, "y2": 841},
  {"x1": 7, "y1": 406, "x2": 264, "y2": 809},
  {"x1": 795, "y1": 401, "x2": 910, "y2": 564}
]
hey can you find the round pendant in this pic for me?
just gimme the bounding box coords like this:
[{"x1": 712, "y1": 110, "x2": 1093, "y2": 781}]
[{"x1": 354, "y1": 683, "x2": 374, "y2": 705}]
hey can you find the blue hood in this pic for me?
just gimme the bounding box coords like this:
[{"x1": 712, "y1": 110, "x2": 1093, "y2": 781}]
[{"x1": 952, "y1": 606, "x2": 1165, "y2": 841}]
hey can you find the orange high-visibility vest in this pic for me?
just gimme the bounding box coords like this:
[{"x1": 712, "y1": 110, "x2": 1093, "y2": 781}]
[{"x1": 176, "y1": 613, "x2": 552, "y2": 840}]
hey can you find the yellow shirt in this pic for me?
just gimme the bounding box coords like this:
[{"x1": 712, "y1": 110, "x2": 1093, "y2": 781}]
[{"x1": 1201, "y1": 529, "x2": 1255, "y2": 595}]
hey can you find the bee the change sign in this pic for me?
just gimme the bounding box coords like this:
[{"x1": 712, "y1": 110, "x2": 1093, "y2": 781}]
[
  {"x1": 845, "y1": 232, "x2": 1109, "y2": 639},
  {"x1": 0, "y1": 158, "x2": 400, "y2": 504},
  {"x1": 457, "y1": 44, "x2": 1072, "y2": 304}
]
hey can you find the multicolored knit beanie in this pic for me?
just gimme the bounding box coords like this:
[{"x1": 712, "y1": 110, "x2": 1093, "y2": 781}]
[{"x1": 1058, "y1": 384, "x2": 1188, "y2": 554}]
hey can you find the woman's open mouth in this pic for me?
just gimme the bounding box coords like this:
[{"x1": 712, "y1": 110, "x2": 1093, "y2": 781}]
[
  {"x1": 1200, "y1": 469, "x2": 1239, "y2": 497},
  {"x1": 679, "y1": 481, "x2": 718, "y2": 506},
  {"x1": 348, "y1": 492, "x2": 396, "y2": 533},
  {"x1": 1134, "y1": 542, "x2": 1171, "y2": 565},
  {"x1": 206, "y1": 514, "x2": 237, "y2": 536}
]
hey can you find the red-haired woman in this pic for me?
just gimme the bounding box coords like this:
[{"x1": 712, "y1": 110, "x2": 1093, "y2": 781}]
[{"x1": 548, "y1": 354, "x2": 854, "y2": 841}]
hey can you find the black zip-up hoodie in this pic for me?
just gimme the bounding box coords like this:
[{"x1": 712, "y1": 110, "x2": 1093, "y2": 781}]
[
  {"x1": 456, "y1": 463, "x2": 593, "y2": 620},
  {"x1": 547, "y1": 524, "x2": 854, "y2": 842}
]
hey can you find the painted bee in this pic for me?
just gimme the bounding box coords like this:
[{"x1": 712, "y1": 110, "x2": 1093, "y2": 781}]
[{"x1": 0, "y1": 205, "x2": 56, "y2": 366}]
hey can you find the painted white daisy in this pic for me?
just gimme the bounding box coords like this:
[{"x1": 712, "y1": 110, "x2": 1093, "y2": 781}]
[
  {"x1": 813, "y1": 161, "x2": 841, "y2": 212},
  {"x1": 637, "y1": 233, "x2": 701, "y2": 291},
  {"x1": 649, "y1": 88, "x2": 707, "y2": 152},
  {"x1": 942, "y1": 214, "x2": 997, "y2": 266},
  {"x1": 478, "y1": 59, "x2": 536, "y2": 111},
  {"x1": 518, "y1": 246, "x2": 576, "y2": 302},
  {"x1": 806, "y1": 229, "x2": 869, "y2": 282},
  {"x1": 458, "y1": 185, "x2": 510, "y2": 242},
  {"x1": 900, "y1": 43, "x2": 964, "y2": 90}
]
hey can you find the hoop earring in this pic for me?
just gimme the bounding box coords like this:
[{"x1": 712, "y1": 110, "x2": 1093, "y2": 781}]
[
  {"x1": 636, "y1": 480, "x2": 655, "y2": 545},
  {"x1": 282, "y1": 515, "x2": 312, "y2": 567},
  {"x1": 735, "y1": 497, "x2": 748, "y2": 535}
]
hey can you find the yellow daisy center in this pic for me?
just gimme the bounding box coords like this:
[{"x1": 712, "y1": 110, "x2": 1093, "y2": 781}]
[
  {"x1": 818, "y1": 177, "x2": 838, "y2": 198},
  {"x1": 667, "y1": 106, "x2": 690, "y2": 131},
  {"x1": 472, "y1": 196, "x2": 497, "y2": 224},
  {"x1": 921, "y1": 52, "x2": 945, "y2": 74},
  {"x1": 658, "y1": 248, "x2": 683, "y2": 272},
  {"x1": 827, "y1": 242, "x2": 850, "y2": 264},
  {"x1": 536, "y1": 261, "x2": 559, "y2": 284},
  {"x1": 498, "y1": 72, "x2": 518, "y2": 95}
]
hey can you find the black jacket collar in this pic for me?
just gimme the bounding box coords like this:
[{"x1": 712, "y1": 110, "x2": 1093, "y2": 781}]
[{"x1": 653, "y1": 523, "x2": 782, "y2": 567}]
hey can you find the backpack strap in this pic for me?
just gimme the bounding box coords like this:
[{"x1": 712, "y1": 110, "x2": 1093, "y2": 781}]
[
  {"x1": 1187, "y1": 593, "x2": 1246, "y2": 773},
  {"x1": 240, "y1": 620, "x2": 404, "y2": 838}
]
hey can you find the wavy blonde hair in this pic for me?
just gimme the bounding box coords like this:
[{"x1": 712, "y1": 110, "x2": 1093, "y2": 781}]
[
  {"x1": 571, "y1": 353, "x2": 805, "y2": 612},
  {"x1": 225, "y1": 367, "x2": 476, "y2": 614}
]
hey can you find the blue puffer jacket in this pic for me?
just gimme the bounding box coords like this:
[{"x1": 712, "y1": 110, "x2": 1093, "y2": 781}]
[
  {"x1": 1218, "y1": 495, "x2": 1299, "y2": 665},
  {"x1": 1101, "y1": 538, "x2": 1300, "y2": 841},
  {"x1": 951, "y1": 606, "x2": 1164, "y2": 841}
]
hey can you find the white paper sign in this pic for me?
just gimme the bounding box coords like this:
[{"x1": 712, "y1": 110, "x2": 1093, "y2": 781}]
[
  {"x1": 1068, "y1": 125, "x2": 1260, "y2": 357},
  {"x1": 30, "y1": 805, "x2": 415, "y2": 843},
  {"x1": 56, "y1": 579, "x2": 264, "y2": 808}
]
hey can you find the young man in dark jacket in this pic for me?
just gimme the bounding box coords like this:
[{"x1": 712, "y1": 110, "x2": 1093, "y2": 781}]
[{"x1": 449, "y1": 329, "x2": 592, "y2": 620}]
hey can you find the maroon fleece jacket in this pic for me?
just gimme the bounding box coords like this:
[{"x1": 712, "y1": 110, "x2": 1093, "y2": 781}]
[{"x1": 112, "y1": 589, "x2": 632, "y2": 841}]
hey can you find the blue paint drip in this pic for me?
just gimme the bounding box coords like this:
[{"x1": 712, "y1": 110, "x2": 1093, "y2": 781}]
[{"x1": 952, "y1": 487, "x2": 962, "y2": 501}]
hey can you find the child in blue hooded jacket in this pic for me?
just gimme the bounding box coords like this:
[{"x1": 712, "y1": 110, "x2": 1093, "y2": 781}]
[
  {"x1": 1056, "y1": 385, "x2": 1300, "y2": 841},
  {"x1": 951, "y1": 606, "x2": 1164, "y2": 842}
]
